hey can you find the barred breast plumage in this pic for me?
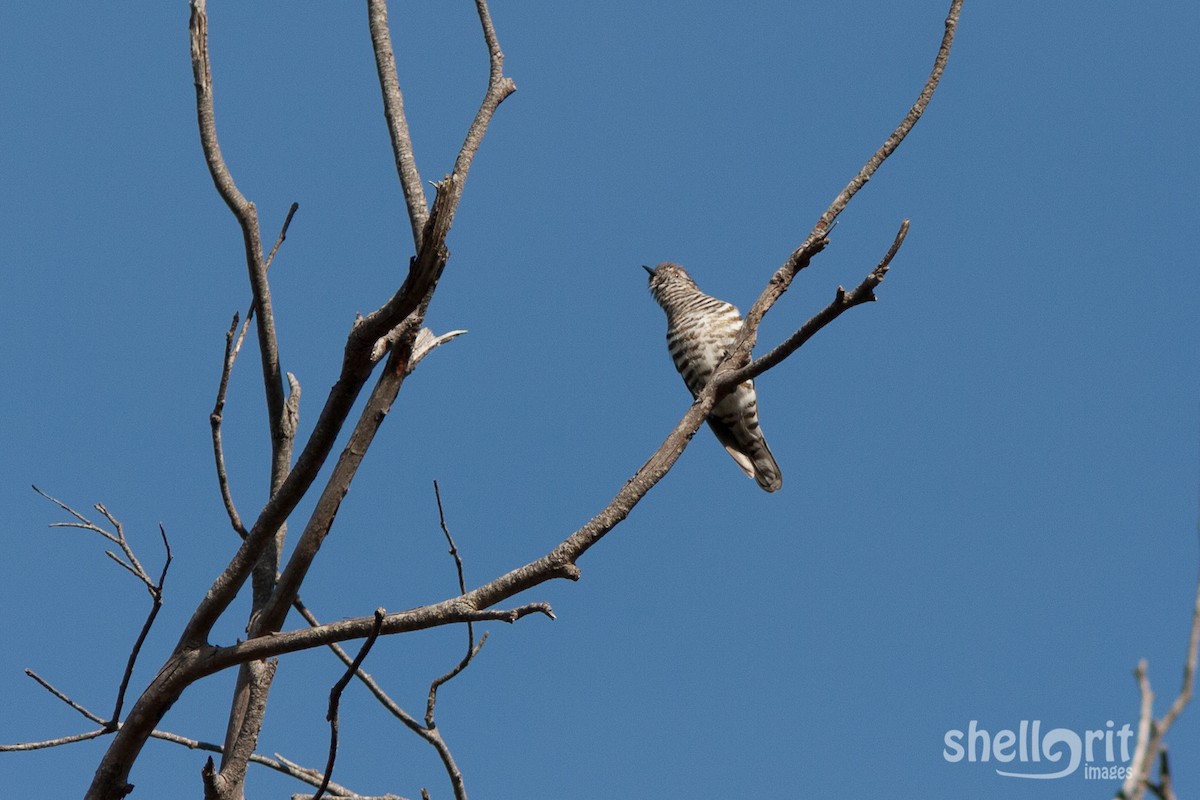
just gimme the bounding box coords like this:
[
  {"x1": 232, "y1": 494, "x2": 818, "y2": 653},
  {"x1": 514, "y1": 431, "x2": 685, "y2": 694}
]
[{"x1": 644, "y1": 262, "x2": 782, "y2": 492}]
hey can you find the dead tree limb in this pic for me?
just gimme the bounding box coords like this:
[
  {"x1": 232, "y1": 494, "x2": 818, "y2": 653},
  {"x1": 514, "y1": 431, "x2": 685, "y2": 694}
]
[
  {"x1": 1117, "y1": 562, "x2": 1200, "y2": 800},
  {"x1": 65, "y1": 1, "x2": 961, "y2": 797},
  {"x1": 83, "y1": 1, "x2": 517, "y2": 796}
]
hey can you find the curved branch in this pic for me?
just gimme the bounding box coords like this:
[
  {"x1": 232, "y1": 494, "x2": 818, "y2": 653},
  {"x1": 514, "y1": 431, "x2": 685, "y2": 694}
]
[
  {"x1": 450, "y1": 0, "x2": 517, "y2": 185},
  {"x1": 110, "y1": 525, "x2": 172, "y2": 724},
  {"x1": 732, "y1": 0, "x2": 961, "y2": 362},
  {"x1": 294, "y1": 599, "x2": 464, "y2": 800},
  {"x1": 313, "y1": 610, "x2": 385, "y2": 800},
  {"x1": 190, "y1": 0, "x2": 287, "y2": 463},
  {"x1": 367, "y1": 0, "x2": 428, "y2": 247},
  {"x1": 212, "y1": 313, "x2": 249, "y2": 537},
  {"x1": 814, "y1": 2, "x2": 960, "y2": 236}
]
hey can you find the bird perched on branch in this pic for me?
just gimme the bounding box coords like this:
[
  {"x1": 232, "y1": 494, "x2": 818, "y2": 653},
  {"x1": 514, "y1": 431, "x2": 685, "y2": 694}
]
[{"x1": 644, "y1": 262, "x2": 782, "y2": 492}]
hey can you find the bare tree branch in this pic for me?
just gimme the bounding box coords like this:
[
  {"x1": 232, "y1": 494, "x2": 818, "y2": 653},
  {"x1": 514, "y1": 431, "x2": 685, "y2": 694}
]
[
  {"x1": 1146, "y1": 749, "x2": 1176, "y2": 800},
  {"x1": 1117, "y1": 561, "x2": 1200, "y2": 800},
  {"x1": 33, "y1": 487, "x2": 158, "y2": 594},
  {"x1": 73, "y1": 2, "x2": 961, "y2": 797},
  {"x1": 313, "y1": 610, "x2": 386, "y2": 800},
  {"x1": 352, "y1": 0, "x2": 515, "y2": 360},
  {"x1": 179, "y1": 0, "x2": 516, "y2": 654},
  {"x1": 212, "y1": 313, "x2": 249, "y2": 537},
  {"x1": 367, "y1": 0, "x2": 428, "y2": 248},
  {"x1": 293, "y1": 599, "x2": 427, "y2": 739},
  {"x1": 451, "y1": 0, "x2": 516, "y2": 186},
  {"x1": 85, "y1": 4, "x2": 521, "y2": 795},
  {"x1": 189, "y1": 0, "x2": 287, "y2": 463},
  {"x1": 23, "y1": 669, "x2": 108, "y2": 725},
  {"x1": 110, "y1": 524, "x2": 172, "y2": 724},
  {"x1": 1159, "y1": 566, "x2": 1199, "y2": 733},
  {"x1": 0, "y1": 728, "x2": 110, "y2": 751},
  {"x1": 254, "y1": 320, "x2": 426, "y2": 639},
  {"x1": 426, "y1": 481, "x2": 487, "y2": 727},
  {"x1": 28, "y1": 491, "x2": 173, "y2": 729},
  {"x1": 729, "y1": 219, "x2": 909, "y2": 387},
  {"x1": 4, "y1": 670, "x2": 382, "y2": 798},
  {"x1": 200, "y1": 0, "x2": 961, "y2": 683},
  {"x1": 101, "y1": 0, "x2": 957, "y2": 683},
  {"x1": 265, "y1": 202, "x2": 300, "y2": 273},
  {"x1": 211, "y1": 197, "x2": 300, "y2": 540},
  {"x1": 190, "y1": 2, "x2": 302, "y2": 792},
  {"x1": 434, "y1": 481, "x2": 468, "y2": 597},
  {"x1": 720, "y1": 0, "x2": 962, "y2": 387}
]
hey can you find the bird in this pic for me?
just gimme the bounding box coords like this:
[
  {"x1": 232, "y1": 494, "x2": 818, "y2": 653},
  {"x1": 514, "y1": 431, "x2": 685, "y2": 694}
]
[{"x1": 644, "y1": 262, "x2": 782, "y2": 492}]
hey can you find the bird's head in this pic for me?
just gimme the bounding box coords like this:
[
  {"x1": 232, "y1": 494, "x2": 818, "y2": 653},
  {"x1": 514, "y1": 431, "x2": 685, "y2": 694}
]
[{"x1": 643, "y1": 262, "x2": 696, "y2": 306}]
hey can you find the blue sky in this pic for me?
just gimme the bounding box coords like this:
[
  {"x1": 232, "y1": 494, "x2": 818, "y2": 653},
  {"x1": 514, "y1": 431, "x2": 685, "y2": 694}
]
[{"x1": 3, "y1": 1, "x2": 1198, "y2": 798}]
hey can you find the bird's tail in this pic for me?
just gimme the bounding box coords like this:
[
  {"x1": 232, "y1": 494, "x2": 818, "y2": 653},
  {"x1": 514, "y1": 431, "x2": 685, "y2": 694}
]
[{"x1": 707, "y1": 417, "x2": 783, "y2": 493}]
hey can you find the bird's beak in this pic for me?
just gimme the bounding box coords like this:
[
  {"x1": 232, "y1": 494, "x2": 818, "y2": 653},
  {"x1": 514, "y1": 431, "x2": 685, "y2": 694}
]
[{"x1": 642, "y1": 264, "x2": 655, "y2": 276}]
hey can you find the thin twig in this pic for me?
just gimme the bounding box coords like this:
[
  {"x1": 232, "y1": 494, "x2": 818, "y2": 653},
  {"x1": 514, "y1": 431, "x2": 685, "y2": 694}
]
[
  {"x1": 0, "y1": 728, "x2": 110, "y2": 751},
  {"x1": 211, "y1": 204, "x2": 299, "y2": 541},
  {"x1": 23, "y1": 501, "x2": 172, "y2": 728},
  {"x1": 102, "y1": 551, "x2": 146, "y2": 583},
  {"x1": 96, "y1": 504, "x2": 148, "y2": 582},
  {"x1": 244, "y1": 202, "x2": 301, "y2": 328},
  {"x1": 314, "y1": 610, "x2": 386, "y2": 800},
  {"x1": 32, "y1": 489, "x2": 167, "y2": 606},
  {"x1": 15, "y1": 651, "x2": 384, "y2": 796},
  {"x1": 426, "y1": 481, "x2": 486, "y2": 726},
  {"x1": 811, "y1": 1, "x2": 961, "y2": 237},
  {"x1": 433, "y1": 482, "x2": 467, "y2": 597},
  {"x1": 24, "y1": 669, "x2": 108, "y2": 725},
  {"x1": 213, "y1": 313, "x2": 249, "y2": 537},
  {"x1": 33, "y1": 487, "x2": 158, "y2": 592},
  {"x1": 293, "y1": 599, "x2": 426, "y2": 735},
  {"x1": 264, "y1": 202, "x2": 300, "y2": 273},
  {"x1": 109, "y1": 525, "x2": 173, "y2": 724},
  {"x1": 427, "y1": 635, "x2": 487, "y2": 731},
  {"x1": 32, "y1": 484, "x2": 93, "y2": 527}
]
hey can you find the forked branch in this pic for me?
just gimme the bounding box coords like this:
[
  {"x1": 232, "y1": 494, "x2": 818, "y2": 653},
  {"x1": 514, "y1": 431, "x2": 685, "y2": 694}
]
[
  {"x1": 1117, "y1": 562, "x2": 1200, "y2": 800},
  {"x1": 141, "y1": 0, "x2": 961, "y2": 673},
  {"x1": 26, "y1": 491, "x2": 172, "y2": 728},
  {"x1": 312, "y1": 610, "x2": 386, "y2": 800},
  {"x1": 83, "y1": 3, "x2": 519, "y2": 797},
  {"x1": 73, "y1": 2, "x2": 960, "y2": 798}
]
